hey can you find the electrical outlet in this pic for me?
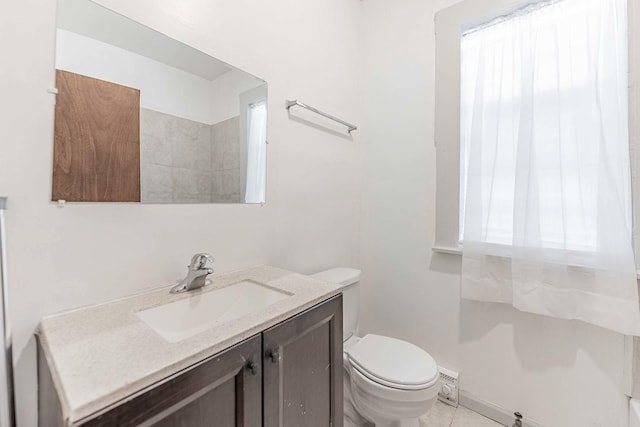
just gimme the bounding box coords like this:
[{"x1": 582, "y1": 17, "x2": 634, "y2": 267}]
[{"x1": 438, "y1": 367, "x2": 459, "y2": 408}]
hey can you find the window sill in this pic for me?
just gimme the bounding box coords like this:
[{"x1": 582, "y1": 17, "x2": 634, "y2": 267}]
[
  {"x1": 431, "y1": 246, "x2": 640, "y2": 280},
  {"x1": 432, "y1": 245, "x2": 462, "y2": 255}
]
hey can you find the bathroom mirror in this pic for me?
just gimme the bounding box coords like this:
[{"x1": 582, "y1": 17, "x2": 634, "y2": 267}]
[{"x1": 53, "y1": 0, "x2": 267, "y2": 204}]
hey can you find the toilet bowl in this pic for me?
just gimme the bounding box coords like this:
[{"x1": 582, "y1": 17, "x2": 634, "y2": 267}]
[{"x1": 311, "y1": 268, "x2": 440, "y2": 427}]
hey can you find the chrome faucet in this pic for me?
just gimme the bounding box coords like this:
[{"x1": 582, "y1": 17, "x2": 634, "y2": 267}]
[{"x1": 170, "y1": 253, "x2": 215, "y2": 294}]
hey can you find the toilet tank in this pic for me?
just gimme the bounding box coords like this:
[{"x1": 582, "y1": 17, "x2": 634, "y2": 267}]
[{"x1": 310, "y1": 268, "x2": 361, "y2": 341}]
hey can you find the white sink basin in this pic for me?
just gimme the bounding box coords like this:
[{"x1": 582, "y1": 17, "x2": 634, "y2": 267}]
[{"x1": 137, "y1": 280, "x2": 292, "y2": 343}]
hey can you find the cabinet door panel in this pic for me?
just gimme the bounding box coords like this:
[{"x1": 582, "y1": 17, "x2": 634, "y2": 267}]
[
  {"x1": 78, "y1": 334, "x2": 262, "y2": 427},
  {"x1": 151, "y1": 377, "x2": 236, "y2": 427},
  {"x1": 263, "y1": 296, "x2": 343, "y2": 427}
]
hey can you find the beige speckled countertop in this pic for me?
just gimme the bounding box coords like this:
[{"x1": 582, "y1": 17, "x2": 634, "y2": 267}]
[{"x1": 37, "y1": 265, "x2": 341, "y2": 425}]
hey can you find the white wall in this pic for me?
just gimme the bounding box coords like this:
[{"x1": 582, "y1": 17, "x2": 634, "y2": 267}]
[
  {"x1": 56, "y1": 28, "x2": 217, "y2": 124},
  {"x1": 209, "y1": 69, "x2": 265, "y2": 125},
  {"x1": 359, "y1": 1, "x2": 629, "y2": 427},
  {"x1": 57, "y1": 0, "x2": 233, "y2": 82},
  {"x1": 0, "y1": 0, "x2": 361, "y2": 425},
  {"x1": 57, "y1": 29, "x2": 265, "y2": 125}
]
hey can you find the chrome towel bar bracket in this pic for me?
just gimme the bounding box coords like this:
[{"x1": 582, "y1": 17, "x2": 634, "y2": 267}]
[{"x1": 286, "y1": 100, "x2": 358, "y2": 134}]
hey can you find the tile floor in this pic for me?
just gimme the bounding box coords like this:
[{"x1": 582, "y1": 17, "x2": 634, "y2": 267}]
[{"x1": 420, "y1": 401, "x2": 505, "y2": 427}]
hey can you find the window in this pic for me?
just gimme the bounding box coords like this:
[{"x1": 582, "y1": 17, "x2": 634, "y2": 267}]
[
  {"x1": 434, "y1": 0, "x2": 640, "y2": 257},
  {"x1": 459, "y1": 0, "x2": 631, "y2": 253},
  {"x1": 435, "y1": 0, "x2": 640, "y2": 334},
  {"x1": 245, "y1": 101, "x2": 267, "y2": 203},
  {"x1": 239, "y1": 84, "x2": 268, "y2": 204}
]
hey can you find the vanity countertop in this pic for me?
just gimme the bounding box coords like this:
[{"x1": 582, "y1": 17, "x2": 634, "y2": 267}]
[{"x1": 37, "y1": 265, "x2": 341, "y2": 425}]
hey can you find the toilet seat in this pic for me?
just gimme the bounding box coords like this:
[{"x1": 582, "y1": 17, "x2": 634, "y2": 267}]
[{"x1": 345, "y1": 334, "x2": 439, "y2": 391}]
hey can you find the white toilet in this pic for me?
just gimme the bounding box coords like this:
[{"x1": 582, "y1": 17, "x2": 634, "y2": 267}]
[{"x1": 311, "y1": 268, "x2": 440, "y2": 427}]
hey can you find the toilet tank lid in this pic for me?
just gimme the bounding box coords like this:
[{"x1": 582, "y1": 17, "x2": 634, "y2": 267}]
[{"x1": 311, "y1": 268, "x2": 361, "y2": 286}]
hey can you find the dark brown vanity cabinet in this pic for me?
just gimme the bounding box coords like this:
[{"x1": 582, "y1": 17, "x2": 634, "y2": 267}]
[
  {"x1": 39, "y1": 334, "x2": 262, "y2": 427},
  {"x1": 38, "y1": 295, "x2": 343, "y2": 427},
  {"x1": 263, "y1": 295, "x2": 343, "y2": 427}
]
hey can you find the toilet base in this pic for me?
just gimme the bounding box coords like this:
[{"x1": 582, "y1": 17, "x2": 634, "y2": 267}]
[
  {"x1": 370, "y1": 418, "x2": 419, "y2": 427},
  {"x1": 343, "y1": 334, "x2": 439, "y2": 427},
  {"x1": 344, "y1": 415, "x2": 418, "y2": 427},
  {"x1": 344, "y1": 416, "x2": 372, "y2": 427}
]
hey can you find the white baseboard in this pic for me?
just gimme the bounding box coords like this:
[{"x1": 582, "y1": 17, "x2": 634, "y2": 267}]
[{"x1": 459, "y1": 391, "x2": 545, "y2": 427}]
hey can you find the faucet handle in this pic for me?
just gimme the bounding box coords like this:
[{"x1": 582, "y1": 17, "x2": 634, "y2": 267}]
[{"x1": 189, "y1": 253, "x2": 215, "y2": 270}]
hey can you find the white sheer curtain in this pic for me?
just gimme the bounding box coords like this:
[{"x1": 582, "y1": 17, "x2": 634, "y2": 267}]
[
  {"x1": 460, "y1": 0, "x2": 640, "y2": 334},
  {"x1": 245, "y1": 101, "x2": 267, "y2": 203}
]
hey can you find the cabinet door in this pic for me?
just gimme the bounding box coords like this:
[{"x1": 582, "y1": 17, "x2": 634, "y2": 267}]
[
  {"x1": 263, "y1": 295, "x2": 343, "y2": 427},
  {"x1": 52, "y1": 70, "x2": 141, "y2": 202},
  {"x1": 79, "y1": 334, "x2": 262, "y2": 427}
]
